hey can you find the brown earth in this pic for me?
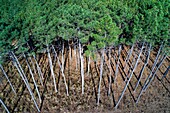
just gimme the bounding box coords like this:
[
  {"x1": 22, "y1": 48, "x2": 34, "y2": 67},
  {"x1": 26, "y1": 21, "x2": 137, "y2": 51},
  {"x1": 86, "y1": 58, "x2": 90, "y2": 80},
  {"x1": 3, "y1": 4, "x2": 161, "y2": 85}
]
[{"x1": 0, "y1": 45, "x2": 170, "y2": 113}]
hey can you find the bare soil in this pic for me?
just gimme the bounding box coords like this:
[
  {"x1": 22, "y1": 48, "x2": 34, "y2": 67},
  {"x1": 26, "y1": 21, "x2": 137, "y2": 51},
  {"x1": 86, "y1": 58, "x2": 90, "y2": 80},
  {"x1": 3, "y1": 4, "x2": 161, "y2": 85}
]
[{"x1": 0, "y1": 45, "x2": 170, "y2": 113}]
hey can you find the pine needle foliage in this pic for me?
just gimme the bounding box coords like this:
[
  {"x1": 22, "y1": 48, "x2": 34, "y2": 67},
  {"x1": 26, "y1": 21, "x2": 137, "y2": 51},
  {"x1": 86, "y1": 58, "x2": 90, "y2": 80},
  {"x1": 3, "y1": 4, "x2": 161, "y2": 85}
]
[{"x1": 0, "y1": 0, "x2": 169, "y2": 63}]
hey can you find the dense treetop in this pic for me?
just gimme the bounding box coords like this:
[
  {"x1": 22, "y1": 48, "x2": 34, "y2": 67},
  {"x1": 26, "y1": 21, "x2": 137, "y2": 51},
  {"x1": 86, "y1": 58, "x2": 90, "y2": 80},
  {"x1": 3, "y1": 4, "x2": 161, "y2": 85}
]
[{"x1": 0, "y1": 0, "x2": 169, "y2": 61}]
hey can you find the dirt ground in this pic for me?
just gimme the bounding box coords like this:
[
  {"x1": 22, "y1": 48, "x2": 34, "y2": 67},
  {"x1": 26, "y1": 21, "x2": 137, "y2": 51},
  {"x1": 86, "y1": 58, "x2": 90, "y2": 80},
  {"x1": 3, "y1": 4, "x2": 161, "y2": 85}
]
[{"x1": 0, "y1": 45, "x2": 170, "y2": 113}]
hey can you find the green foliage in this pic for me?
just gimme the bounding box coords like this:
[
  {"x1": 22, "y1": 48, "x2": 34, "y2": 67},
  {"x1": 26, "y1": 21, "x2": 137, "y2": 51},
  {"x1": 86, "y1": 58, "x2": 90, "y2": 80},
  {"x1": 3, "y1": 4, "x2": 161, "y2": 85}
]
[
  {"x1": 0, "y1": 0, "x2": 169, "y2": 63},
  {"x1": 133, "y1": 0, "x2": 169, "y2": 45}
]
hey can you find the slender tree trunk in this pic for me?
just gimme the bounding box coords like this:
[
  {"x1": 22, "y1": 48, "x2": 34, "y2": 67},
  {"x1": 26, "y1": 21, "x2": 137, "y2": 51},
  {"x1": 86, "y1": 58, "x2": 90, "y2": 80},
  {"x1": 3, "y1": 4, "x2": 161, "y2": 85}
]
[
  {"x1": 0, "y1": 64, "x2": 16, "y2": 95},
  {"x1": 52, "y1": 44, "x2": 62, "y2": 82},
  {"x1": 29, "y1": 57, "x2": 38, "y2": 79},
  {"x1": 52, "y1": 45, "x2": 57, "y2": 65},
  {"x1": 79, "y1": 41, "x2": 85, "y2": 94},
  {"x1": 144, "y1": 54, "x2": 167, "y2": 90},
  {"x1": 47, "y1": 44, "x2": 58, "y2": 93},
  {"x1": 51, "y1": 44, "x2": 60, "y2": 77},
  {"x1": 24, "y1": 53, "x2": 42, "y2": 103},
  {"x1": 33, "y1": 55, "x2": 43, "y2": 86},
  {"x1": 141, "y1": 44, "x2": 163, "y2": 91},
  {"x1": 125, "y1": 50, "x2": 137, "y2": 80},
  {"x1": 59, "y1": 43, "x2": 69, "y2": 96},
  {"x1": 108, "y1": 48, "x2": 112, "y2": 95},
  {"x1": 136, "y1": 54, "x2": 167, "y2": 103},
  {"x1": 0, "y1": 98, "x2": 10, "y2": 113},
  {"x1": 134, "y1": 43, "x2": 151, "y2": 92},
  {"x1": 97, "y1": 48, "x2": 105, "y2": 105},
  {"x1": 115, "y1": 42, "x2": 144, "y2": 109},
  {"x1": 124, "y1": 43, "x2": 135, "y2": 70},
  {"x1": 114, "y1": 45, "x2": 122, "y2": 82},
  {"x1": 11, "y1": 52, "x2": 40, "y2": 112}
]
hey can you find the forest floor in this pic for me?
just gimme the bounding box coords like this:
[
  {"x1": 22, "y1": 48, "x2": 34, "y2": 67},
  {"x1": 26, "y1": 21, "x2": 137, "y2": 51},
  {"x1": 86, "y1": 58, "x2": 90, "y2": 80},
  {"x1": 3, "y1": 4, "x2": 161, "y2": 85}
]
[{"x1": 0, "y1": 45, "x2": 170, "y2": 113}]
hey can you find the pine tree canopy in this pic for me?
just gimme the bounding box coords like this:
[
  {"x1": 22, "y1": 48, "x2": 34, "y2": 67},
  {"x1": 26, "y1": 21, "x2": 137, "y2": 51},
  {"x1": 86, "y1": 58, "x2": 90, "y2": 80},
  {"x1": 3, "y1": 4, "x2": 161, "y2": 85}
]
[{"x1": 0, "y1": 0, "x2": 169, "y2": 61}]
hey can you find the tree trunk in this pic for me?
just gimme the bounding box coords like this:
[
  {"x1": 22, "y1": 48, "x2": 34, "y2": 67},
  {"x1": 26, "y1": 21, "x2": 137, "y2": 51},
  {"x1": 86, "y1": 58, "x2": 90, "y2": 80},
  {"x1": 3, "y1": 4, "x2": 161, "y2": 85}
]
[
  {"x1": 136, "y1": 54, "x2": 167, "y2": 103},
  {"x1": 29, "y1": 57, "x2": 37, "y2": 75},
  {"x1": 114, "y1": 45, "x2": 122, "y2": 82},
  {"x1": 97, "y1": 48, "x2": 105, "y2": 105},
  {"x1": 47, "y1": 44, "x2": 58, "y2": 93},
  {"x1": 11, "y1": 52, "x2": 40, "y2": 112},
  {"x1": 59, "y1": 43, "x2": 69, "y2": 96},
  {"x1": 24, "y1": 53, "x2": 42, "y2": 103},
  {"x1": 134, "y1": 43, "x2": 151, "y2": 92},
  {"x1": 108, "y1": 48, "x2": 112, "y2": 95},
  {"x1": 144, "y1": 54, "x2": 167, "y2": 90},
  {"x1": 124, "y1": 43, "x2": 135, "y2": 70},
  {"x1": 33, "y1": 55, "x2": 43, "y2": 86},
  {"x1": 0, "y1": 98, "x2": 10, "y2": 113},
  {"x1": 51, "y1": 45, "x2": 57, "y2": 65},
  {"x1": 141, "y1": 44, "x2": 163, "y2": 91},
  {"x1": 125, "y1": 52, "x2": 137, "y2": 80},
  {"x1": 115, "y1": 42, "x2": 144, "y2": 109},
  {"x1": 0, "y1": 64, "x2": 16, "y2": 95},
  {"x1": 79, "y1": 41, "x2": 85, "y2": 94}
]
